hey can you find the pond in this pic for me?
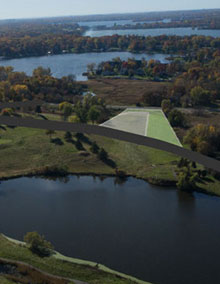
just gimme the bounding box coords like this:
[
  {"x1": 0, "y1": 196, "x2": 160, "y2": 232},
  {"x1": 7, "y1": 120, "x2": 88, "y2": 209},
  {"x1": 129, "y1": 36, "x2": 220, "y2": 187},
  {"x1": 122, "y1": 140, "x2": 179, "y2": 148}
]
[
  {"x1": 0, "y1": 175, "x2": 220, "y2": 284},
  {"x1": 0, "y1": 52, "x2": 169, "y2": 81},
  {"x1": 85, "y1": 27, "x2": 220, "y2": 38}
]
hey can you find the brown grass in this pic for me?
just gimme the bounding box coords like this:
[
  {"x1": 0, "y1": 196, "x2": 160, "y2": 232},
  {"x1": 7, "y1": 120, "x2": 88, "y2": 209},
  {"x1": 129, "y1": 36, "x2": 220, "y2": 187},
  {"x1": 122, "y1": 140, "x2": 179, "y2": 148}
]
[
  {"x1": 0, "y1": 258, "x2": 73, "y2": 284},
  {"x1": 84, "y1": 79, "x2": 170, "y2": 105}
]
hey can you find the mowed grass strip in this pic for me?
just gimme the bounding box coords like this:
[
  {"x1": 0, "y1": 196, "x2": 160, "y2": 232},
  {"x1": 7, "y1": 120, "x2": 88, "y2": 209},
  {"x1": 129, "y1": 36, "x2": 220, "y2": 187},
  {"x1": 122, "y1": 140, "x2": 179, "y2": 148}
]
[{"x1": 147, "y1": 110, "x2": 182, "y2": 147}]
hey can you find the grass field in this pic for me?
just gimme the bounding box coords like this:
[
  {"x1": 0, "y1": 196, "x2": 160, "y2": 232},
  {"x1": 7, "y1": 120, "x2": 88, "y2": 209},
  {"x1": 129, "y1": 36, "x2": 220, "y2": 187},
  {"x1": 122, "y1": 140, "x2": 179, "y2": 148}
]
[{"x1": 85, "y1": 79, "x2": 170, "y2": 105}]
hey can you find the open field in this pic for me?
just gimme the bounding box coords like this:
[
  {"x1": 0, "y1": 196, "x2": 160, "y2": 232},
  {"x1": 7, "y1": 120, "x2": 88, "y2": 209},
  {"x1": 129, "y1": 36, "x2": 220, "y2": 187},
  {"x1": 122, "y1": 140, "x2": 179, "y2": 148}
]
[
  {"x1": 0, "y1": 111, "x2": 219, "y2": 194},
  {"x1": 101, "y1": 110, "x2": 149, "y2": 136},
  {"x1": 85, "y1": 79, "x2": 170, "y2": 105},
  {"x1": 101, "y1": 108, "x2": 182, "y2": 147},
  {"x1": 0, "y1": 234, "x2": 150, "y2": 284}
]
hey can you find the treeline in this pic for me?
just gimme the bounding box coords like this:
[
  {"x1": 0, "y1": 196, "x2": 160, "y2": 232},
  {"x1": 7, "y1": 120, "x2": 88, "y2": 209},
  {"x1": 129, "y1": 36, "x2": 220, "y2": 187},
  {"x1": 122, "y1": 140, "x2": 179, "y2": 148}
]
[
  {"x1": 140, "y1": 50, "x2": 220, "y2": 108},
  {"x1": 94, "y1": 18, "x2": 220, "y2": 31},
  {"x1": 0, "y1": 34, "x2": 220, "y2": 59},
  {"x1": 0, "y1": 21, "x2": 87, "y2": 38},
  {"x1": 0, "y1": 66, "x2": 86, "y2": 103}
]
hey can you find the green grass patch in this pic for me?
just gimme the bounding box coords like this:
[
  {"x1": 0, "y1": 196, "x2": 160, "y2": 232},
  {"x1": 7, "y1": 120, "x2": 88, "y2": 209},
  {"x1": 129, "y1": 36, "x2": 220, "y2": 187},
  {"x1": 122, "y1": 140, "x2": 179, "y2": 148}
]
[
  {"x1": 0, "y1": 139, "x2": 12, "y2": 145},
  {"x1": 147, "y1": 110, "x2": 182, "y2": 147},
  {"x1": 125, "y1": 108, "x2": 182, "y2": 147}
]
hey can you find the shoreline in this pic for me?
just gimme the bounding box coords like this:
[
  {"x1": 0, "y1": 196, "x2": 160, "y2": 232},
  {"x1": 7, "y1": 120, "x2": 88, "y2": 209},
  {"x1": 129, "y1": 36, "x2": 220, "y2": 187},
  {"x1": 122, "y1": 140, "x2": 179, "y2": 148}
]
[
  {"x1": 1, "y1": 234, "x2": 151, "y2": 284},
  {"x1": 0, "y1": 169, "x2": 177, "y2": 187},
  {"x1": 1, "y1": 169, "x2": 219, "y2": 197}
]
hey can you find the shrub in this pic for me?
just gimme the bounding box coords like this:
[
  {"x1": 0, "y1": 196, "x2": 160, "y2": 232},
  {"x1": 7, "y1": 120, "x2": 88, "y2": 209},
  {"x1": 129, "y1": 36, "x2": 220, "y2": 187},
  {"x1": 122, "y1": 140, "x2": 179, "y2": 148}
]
[
  {"x1": 168, "y1": 109, "x2": 187, "y2": 128},
  {"x1": 64, "y1": 131, "x2": 72, "y2": 142},
  {"x1": 24, "y1": 231, "x2": 54, "y2": 257},
  {"x1": 75, "y1": 139, "x2": 84, "y2": 150}
]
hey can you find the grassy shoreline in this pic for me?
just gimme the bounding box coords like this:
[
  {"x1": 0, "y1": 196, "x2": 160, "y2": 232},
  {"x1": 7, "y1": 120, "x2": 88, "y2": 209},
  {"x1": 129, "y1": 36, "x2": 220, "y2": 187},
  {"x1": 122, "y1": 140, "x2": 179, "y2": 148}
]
[{"x1": 0, "y1": 234, "x2": 152, "y2": 284}]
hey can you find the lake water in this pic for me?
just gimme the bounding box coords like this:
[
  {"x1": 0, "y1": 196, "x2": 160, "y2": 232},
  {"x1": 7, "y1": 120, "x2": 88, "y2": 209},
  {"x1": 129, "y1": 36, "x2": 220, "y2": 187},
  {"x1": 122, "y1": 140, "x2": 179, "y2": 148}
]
[
  {"x1": 77, "y1": 20, "x2": 134, "y2": 28},
  {"x1": 0, "y1": 175, "x2": 220, "y2": 284},
  {"x1": 85, "y1": 27, "x2": 220, "y2": 38},
  {"x1": 77, "y1": 19, "x2": 171, "y2": 28},
  {"x1": 0, "y1": 52, "x2": 168, "y2": 81}
]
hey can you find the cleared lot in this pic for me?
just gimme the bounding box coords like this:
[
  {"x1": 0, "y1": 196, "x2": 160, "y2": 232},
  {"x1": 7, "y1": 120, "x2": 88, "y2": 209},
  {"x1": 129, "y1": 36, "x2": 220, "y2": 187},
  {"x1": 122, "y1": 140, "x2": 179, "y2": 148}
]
[
  {"x1": 101, "y1": 110, "x2": 149, "y2": 136},
  {"x1": 101, "y1": 108, "x2": 182, "y2": 147}
]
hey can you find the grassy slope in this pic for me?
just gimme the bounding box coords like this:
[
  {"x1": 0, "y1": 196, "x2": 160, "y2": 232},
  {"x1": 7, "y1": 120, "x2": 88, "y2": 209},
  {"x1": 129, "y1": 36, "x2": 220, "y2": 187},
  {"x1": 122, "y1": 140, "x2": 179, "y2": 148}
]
[
  {"x1": 0, "y1": 276, "x2": 20, "y2": 284},
  {"x1": 0, "y1": 113, "x2": 219, "y2": 194},
  {"x1": 0, "y1": 120, "x2": 179, "y2": 182},
  {"x1": 0, "y1": 234, "x2": 151, "y2": 284}
]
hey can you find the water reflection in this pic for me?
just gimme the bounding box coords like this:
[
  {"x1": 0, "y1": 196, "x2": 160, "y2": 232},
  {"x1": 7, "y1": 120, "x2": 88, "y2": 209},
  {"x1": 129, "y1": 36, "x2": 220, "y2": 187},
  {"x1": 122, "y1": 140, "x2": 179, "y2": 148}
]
[{"x1": 0, "y1": 176, "x2": 220, "y2": 284}]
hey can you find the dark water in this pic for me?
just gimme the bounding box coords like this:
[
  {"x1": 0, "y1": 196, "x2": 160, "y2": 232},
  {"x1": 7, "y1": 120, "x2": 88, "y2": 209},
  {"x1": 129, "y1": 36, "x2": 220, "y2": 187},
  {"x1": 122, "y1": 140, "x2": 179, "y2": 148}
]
[
  {"x1": 0, "y1": 52, "x2": 168, "y2": 81},
  {"x1": 0, "y1": 176, "x2": 220, "y2": 284},
  {"x1": 85, "y1": 27, "x2": 220, "y2": 38}
]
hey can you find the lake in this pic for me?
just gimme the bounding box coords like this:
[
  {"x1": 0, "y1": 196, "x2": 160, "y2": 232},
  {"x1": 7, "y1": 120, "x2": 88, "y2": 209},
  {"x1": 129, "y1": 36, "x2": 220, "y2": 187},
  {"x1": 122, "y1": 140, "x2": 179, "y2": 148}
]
[
  {"x1": 85, "y1": 27, "x2": 220, "y2": 38},
  {"x1": 0, "y1": 52, "x2": 169, "y2": 81},
  {"x1": 77, "y1": 19, "x2": 171, "y2": 28},
  {"x1": 0, "y1": 175, "x2": 220, "y2": 284}
]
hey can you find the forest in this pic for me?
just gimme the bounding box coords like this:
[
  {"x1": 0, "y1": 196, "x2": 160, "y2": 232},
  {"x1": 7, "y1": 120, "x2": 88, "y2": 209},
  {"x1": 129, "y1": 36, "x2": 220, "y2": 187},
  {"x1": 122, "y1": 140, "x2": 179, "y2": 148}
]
[
  {"x1": 0, "y1": 33, "x2": 220, "y2": 59},
  {"x1": 0, "y1": 66, "x2": 87, "y2": 103}
]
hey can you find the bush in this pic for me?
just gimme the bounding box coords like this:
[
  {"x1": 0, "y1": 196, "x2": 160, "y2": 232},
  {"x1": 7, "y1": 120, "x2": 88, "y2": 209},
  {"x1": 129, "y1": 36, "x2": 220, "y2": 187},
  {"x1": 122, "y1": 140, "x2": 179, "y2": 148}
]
[
  {"x1": 75, "y1": 139, "x2": 84, "y2": 150},
  {"x1": 33, "y1": 166, "x2": 68, "y2": 177},
  {"x1": 168, "y1": 109, "x2": 187, "y2": 128},
  {"x1": 64, "y1": 131, "x2": 72, "y2": 142},
  {"x1": 24, "y1": 231, "x2": 54, "y2": 257},
  {"x1": 177, "y1": 170, "x2": 197, "y2": 192}
]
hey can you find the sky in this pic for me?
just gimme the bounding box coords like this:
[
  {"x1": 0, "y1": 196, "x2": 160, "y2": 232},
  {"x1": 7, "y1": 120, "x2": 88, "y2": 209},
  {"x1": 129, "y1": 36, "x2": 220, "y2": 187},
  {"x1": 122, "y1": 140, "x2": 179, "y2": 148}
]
[{"x1": 0, "y1": 0, "x2": 220, "y2": 20}]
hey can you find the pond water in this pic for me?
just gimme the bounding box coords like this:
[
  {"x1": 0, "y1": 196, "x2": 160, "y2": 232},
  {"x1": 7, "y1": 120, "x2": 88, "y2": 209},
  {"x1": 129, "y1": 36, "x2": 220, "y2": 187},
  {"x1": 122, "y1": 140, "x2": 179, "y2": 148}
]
[
  {"x1": 0, "y1": 175, "x2": 220, "y2": 284},
  {"x1": 0, "y1": 52, "x2": 168, "y2": 81},
  {"x1": 85, "y1": 27, "x2": 220, "y2": 38}
]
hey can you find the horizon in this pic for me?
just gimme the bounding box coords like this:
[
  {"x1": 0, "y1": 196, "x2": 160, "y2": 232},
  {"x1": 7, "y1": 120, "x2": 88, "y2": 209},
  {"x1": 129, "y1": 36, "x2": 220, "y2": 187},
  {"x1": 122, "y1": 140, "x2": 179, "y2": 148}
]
[
  {"x1": 1, "y1": 0, "x2": 220, "y2": 20},
  {"x1": 1, "y1": 7, "x2": 220, "y2": 22}
]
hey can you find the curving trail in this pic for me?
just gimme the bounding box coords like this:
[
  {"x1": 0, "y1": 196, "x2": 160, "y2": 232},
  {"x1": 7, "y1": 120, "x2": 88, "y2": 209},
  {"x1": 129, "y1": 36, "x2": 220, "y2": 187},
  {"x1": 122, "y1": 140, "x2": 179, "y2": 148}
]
[{"x1": 0, "y1": 115, "x2": 219, "y2": 173}]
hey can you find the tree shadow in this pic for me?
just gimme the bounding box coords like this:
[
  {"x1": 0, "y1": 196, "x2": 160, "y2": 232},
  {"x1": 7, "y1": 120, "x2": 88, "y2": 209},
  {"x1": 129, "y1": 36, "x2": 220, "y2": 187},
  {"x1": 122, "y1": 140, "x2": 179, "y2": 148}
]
[
  {"x1": 102, "y1": 158, "x2": 117, "y2": 169},
  {"x1": 51, "y1": 138, "x2": 64, "y2": 145}
]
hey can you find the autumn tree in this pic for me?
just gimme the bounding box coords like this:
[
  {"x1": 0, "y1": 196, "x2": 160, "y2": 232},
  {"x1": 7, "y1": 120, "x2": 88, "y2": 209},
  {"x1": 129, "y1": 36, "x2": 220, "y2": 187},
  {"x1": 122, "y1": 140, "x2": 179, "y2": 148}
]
[
  {"x1": 161, "y1": 99, "x2": 173, "y2": 116},
  {"x1": 168, "y1": 109, "x2": 187, "y2": 128},
  {"x1": 59, "y1": 101, "x2": 73, "y2": 121},
  {"x1": 190, "y1": 86, "x2": 212, "y2": 106},
  {"x1": 87, "y1": 105, "x2": 101, "y2": 124}
]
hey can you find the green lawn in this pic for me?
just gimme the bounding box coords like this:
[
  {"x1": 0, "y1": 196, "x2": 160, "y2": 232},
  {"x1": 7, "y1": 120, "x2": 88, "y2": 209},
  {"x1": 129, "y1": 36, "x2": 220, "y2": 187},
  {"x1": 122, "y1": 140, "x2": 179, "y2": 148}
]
[{"x1": 125, "y1": 109, "x2": 182, "y2": 146}]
